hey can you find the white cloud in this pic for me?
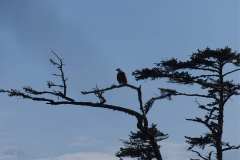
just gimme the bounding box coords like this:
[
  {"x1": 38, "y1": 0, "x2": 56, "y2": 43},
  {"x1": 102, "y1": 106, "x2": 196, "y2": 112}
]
[
  {"x1": 0, "y1": 140, "x2": 190, "y2": 160},
  {"x1": 0, "y1": 148, "x2": 27, "y2": 160},
  {"x1": 36, "y1": 152, "x2": 118, "y2": 160},
  {"x1": 161, "y1": 141, "x2": 238, "y2": 160},
  {"x1": 0, "y1": 144, "x2": 237, "y2": 160},
  {"x1": 69, "y1": 136, "x2": 104, "y2": 148},
  {"x1": 39, "y1": 142, "x2": 190, "y2": 160}
]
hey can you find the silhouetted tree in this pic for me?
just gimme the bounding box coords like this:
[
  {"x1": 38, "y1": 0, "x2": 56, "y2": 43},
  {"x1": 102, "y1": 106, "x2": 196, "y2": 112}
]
[
  {"x1": 133, "y1": 47, "x2": 240, "y2": 160},
  {"x1": 116, "y1": 124, "x2": 168, "y2": 160},
  {"x1": 0, "y1": 51, "x2": 169, "y2": 160}
]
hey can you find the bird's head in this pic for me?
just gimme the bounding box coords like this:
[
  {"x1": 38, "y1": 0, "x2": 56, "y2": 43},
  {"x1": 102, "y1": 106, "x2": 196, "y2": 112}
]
[{"x1": 116, "y1": 68, "x2": 121, "y2": 72}]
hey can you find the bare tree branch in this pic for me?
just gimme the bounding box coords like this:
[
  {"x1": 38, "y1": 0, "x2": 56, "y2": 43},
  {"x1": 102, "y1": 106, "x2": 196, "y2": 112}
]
[
  {"x1": 0, "y1": 88, "x2": 143, "y2": 120},
  {"x1": 143, "y1": 94, "x2": 172, "y2": 114},
  {"x1": 223, "y1": 68, "x2": 240, "y2": 77},
  {"x1": 50, "y1": 50, "x2": 67, "y2": 96},
  {"x1": 82, "y1": 84, "x2": 145, "y2": 114},
  {"x1": 159, "y1": 88, "x2": 217, "y2": 99},
  {"x1": 186, "y1": 117, "x2": 217, "y2": 135},
  {"x1": 190, "y1": 150, "x2": 209, "y2": 160},
  {"x1": 222, "y1": 144, "x2": 240, "y2": 152}
]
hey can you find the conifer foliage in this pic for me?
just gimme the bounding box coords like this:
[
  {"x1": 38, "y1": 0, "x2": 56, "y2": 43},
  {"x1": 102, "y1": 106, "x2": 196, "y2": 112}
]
[
  {"x1": 116, "y1": 124, "x2": 168, "y2": 160},
  {"x1": 133, "y1": 47, "x2": 240, "y2": 160}
]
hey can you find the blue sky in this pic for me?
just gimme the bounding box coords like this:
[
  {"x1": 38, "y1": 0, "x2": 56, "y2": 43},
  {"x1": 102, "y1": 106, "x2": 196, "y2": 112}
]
[{"x1": 0, "y1": 0, "x2": 239, "y2": 159}]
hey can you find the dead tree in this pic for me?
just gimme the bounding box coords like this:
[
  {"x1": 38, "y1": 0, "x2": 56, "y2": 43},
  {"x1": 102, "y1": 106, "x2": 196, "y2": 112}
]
[
  {"x1": 133, "y1": 47, "x2": 240, "y2": 160},
  {"x1": 0, "y1": 51, "x2": 168, "y2": 160}
]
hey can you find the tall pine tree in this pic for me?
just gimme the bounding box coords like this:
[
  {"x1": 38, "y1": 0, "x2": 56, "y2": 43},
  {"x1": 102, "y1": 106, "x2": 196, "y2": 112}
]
[{"x1": 133, "y1": 47, "x2": 240, "y2": 160}]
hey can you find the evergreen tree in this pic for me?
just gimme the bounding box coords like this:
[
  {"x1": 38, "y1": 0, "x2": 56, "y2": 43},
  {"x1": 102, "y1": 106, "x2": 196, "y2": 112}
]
[
  {"x1": 133, "y1": 47, "x2": 240, "y2": 160},
  {"x1": 116, "y1": 124, "x2": 168, "y2": 160}
]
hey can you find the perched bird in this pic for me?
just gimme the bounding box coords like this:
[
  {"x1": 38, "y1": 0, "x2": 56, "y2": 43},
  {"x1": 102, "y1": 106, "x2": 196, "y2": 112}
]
[{"x1": 116, "y1": 68, "x2": 127, "y2": 85}]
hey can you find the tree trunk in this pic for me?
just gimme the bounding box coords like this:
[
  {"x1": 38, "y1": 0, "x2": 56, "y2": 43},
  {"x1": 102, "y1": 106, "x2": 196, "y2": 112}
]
[
  {"x1": 149, "y1": 136, "x2": 163, "y2": 160},
  {"x1": 216, "y1": 66, "x2": 224, "y2": 160},
  {"x1": 138, "y1": 117, "x2": 163, "y2": 160}
]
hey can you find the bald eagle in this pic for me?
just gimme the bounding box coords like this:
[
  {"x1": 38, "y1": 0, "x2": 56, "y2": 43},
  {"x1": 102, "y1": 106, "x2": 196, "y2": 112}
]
[{"x1": 116, "y1": 68, "x2": 127, "y2": 85}]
